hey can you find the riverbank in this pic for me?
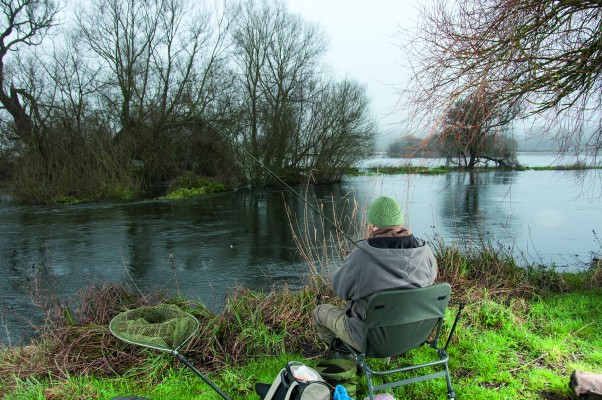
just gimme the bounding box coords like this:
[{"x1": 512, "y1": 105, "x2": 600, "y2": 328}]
[
  {"x1": 347, "y1": 160, "x2": 602, "y2": 176},
  {"x1": 1, "y1": 243, "x2": 600, "y2": 399}
]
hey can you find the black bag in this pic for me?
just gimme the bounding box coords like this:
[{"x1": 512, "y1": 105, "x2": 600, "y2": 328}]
[{"x1": 255, "y1": 361, "x2": 334, "y2": 400}]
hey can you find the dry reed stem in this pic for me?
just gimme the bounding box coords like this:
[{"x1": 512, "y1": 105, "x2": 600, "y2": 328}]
[{"x1": 187, "y1": 284, "x2": 323, "y2": 368}]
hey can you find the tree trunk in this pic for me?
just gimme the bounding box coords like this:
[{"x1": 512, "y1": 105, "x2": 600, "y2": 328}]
[
  {"x1": 467, "y1": 150, "x2": 477, "y2": 169},
  {"x1": 0, "y1": 87, "x2": 44, "y2": 157}
]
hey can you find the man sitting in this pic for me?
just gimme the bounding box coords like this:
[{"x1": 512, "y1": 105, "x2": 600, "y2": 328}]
[{"x1": 313, "y1": 195, "x2": 438, "y2": 350}]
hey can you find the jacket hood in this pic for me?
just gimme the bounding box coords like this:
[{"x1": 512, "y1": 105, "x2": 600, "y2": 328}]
[{"x1": 333, "y1": 239, "x2": 437, "y2": 301}]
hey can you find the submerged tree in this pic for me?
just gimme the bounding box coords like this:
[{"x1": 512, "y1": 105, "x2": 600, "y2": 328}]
[
  {"x1": 402, "y1": 0, "x2": 602, "y2": 164},
  {"x1": 437, "y1": 90, "x2": 520, "y2": 169}
]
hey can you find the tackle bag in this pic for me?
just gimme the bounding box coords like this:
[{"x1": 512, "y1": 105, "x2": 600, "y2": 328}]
[{"x1": 255, "y1": 361, "x2": 334, "y2": 400}]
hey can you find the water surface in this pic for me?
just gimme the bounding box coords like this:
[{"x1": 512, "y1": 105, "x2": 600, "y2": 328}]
[{"x1": 1, "y1": 153, "x2": 600, "y2": 346}]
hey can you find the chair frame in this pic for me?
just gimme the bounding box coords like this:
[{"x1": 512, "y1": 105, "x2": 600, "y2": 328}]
[{"x1": 327, "y1": 283, "x2": 460, "y2": 400}]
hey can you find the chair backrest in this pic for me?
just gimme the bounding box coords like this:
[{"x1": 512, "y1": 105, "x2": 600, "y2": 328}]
[{"x1": 362, "y1": 283, "x2": 451, "y2": 358}]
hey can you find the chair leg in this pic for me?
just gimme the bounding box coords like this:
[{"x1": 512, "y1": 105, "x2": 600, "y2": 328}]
[
  {"x1": 364, "y1": 366, "x2": 375, "y2": 400},
  {"x1": 444, "y1": 362, "x2": 455, "y2": 399}
]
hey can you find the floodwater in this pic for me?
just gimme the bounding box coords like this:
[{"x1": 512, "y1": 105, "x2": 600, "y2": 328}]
[{"x1": 1, "y1": 152, "x2": 600, "y2": 345}]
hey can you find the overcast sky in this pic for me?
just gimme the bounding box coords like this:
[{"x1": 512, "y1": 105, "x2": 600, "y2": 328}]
[{"x1": 287, "y1": 0, "x2": 421, "y2": 149}]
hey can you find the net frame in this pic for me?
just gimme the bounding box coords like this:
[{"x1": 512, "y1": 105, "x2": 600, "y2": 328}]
[
  {"x1": 109, "y1": 303, "x2": 231, "y2": 399},
  {"x1": 109, "y1": 303, "x2": 200, "y2": 352}
]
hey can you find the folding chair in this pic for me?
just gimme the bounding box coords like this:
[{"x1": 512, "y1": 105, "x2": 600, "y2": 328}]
[{"x1": 328, "y1": 283, "x2": 461, "y2": 400}]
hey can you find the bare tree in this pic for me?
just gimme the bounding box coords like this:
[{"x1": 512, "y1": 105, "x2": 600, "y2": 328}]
[
  {"x1": 437, "y1": 90, "x2": 520, "y2": 168},
  {"x1": 75, "y1": 0, "x2": 233, "y2": 187},
  {"x1": 0, "y1": 0, "x2": 59, "y2": 156},
  {"x1": 232, "y1": 0, "x2": 375, "y2": 185},
  {"x1": 44, "y1": 33, "x2": 103, "y2": 142},
  {"x1": 401, "y1": 0, "x2": 602, "y2": 163},
  {"x1": 306, "y1": 79, "x2": 376, "y2": 182},
  {"x1": 231, "y1": 0, "x2": 327, "y2": 183}
]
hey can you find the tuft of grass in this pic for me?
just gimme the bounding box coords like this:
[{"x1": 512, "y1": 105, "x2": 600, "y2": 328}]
[
  {"x1": 187, "y1": 285, "x2": 324, "y2": 368},
  {"x1": 433, "y1": 239, "x2": 537, "y2": 301},
  {"x1": 101, "y1": 183, "x2": 140, "y2": 201},
  {"x1": 160, "y1": 174, "x2": 228, "y2": 199},
  {"x1": 48, "y1": 195, "x2": 86, "y2": 205},
  {"x1": 161, "y1": 187, "x2": 212, "y2": 199}
]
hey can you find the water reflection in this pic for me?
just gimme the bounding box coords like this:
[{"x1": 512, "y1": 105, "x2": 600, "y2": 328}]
[
  {"x1": 346, "y1": 170, "x2": 599, "y2": 268},
  {"x1": 436, "y1": 171, "x2": 520, "y2": 247}
]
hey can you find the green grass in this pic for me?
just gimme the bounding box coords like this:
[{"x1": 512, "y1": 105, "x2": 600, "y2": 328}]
[
  {"x1": 1, "y1": 288, "x2": 600, "y2": 399},
  {"x1": 526, "y1": 164, "x2": 602, "y2": 171},
  {"x1": 445, "y1": 291, "x2": 601, "y2": 400},
  {"x1": 363, "y1": 165, "x2": 453, "y2": 175},
  {"x1": 352, "y1": 163, "x2": 602, "y2": 176},
  {"x1": 159, "y1": 175, "x2": 228, "y2": 199}
]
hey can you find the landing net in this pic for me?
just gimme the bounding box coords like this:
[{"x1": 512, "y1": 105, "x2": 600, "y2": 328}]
[{"x1": 109, "y1": 304, "x2": 199, "y2": 352}]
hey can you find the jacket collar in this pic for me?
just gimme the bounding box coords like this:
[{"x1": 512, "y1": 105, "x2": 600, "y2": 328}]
[{"x1": 369, "y1": 225, "x2": 412, "y2": 238}]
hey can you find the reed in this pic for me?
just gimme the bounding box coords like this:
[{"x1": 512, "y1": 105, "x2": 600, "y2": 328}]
[
  {"x1": 0, "y1": 282, "x2": 159, "y2": 384},
  {"x1": 285, "y1": 187, "x2": 364, "y2": 289}
]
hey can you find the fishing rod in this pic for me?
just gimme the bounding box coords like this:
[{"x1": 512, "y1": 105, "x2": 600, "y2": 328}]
[{"x1": 196, "y1": 117, "x2": 360, "y2": 249}]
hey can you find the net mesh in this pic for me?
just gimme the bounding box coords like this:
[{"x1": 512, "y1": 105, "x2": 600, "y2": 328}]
[{"x1": 109, "y1": 304, "x2": 200, "y2": 352}]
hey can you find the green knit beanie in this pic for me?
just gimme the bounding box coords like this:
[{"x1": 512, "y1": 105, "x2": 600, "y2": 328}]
[{"x1": 367, "y1": 196, "x2": 404, "y2": 227}]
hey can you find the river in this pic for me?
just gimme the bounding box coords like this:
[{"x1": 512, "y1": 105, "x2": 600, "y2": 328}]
[{"x1": 1, "y1": 152, "x2": 600, "y2": 346}]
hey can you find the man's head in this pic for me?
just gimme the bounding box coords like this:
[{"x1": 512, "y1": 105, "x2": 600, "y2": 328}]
[{"x1": 367, "y1": 196, "x2": 404, "y2": 227}]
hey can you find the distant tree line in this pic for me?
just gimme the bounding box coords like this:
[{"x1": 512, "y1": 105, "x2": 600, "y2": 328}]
[
  {"x1": 0, "y1": 0, "x2": 376, "y2": 203},
  {"x1": 386, "y1": 136, "x2": 430, "y2": 158}
]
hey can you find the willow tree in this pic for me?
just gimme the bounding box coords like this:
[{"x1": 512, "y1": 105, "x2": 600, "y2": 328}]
[
  {"x1": 402, "y1": 0, "x2": 602, "y2": 164},
  {"x1": 437, "y1": 91, "x2": 520, "y2": 169}
]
